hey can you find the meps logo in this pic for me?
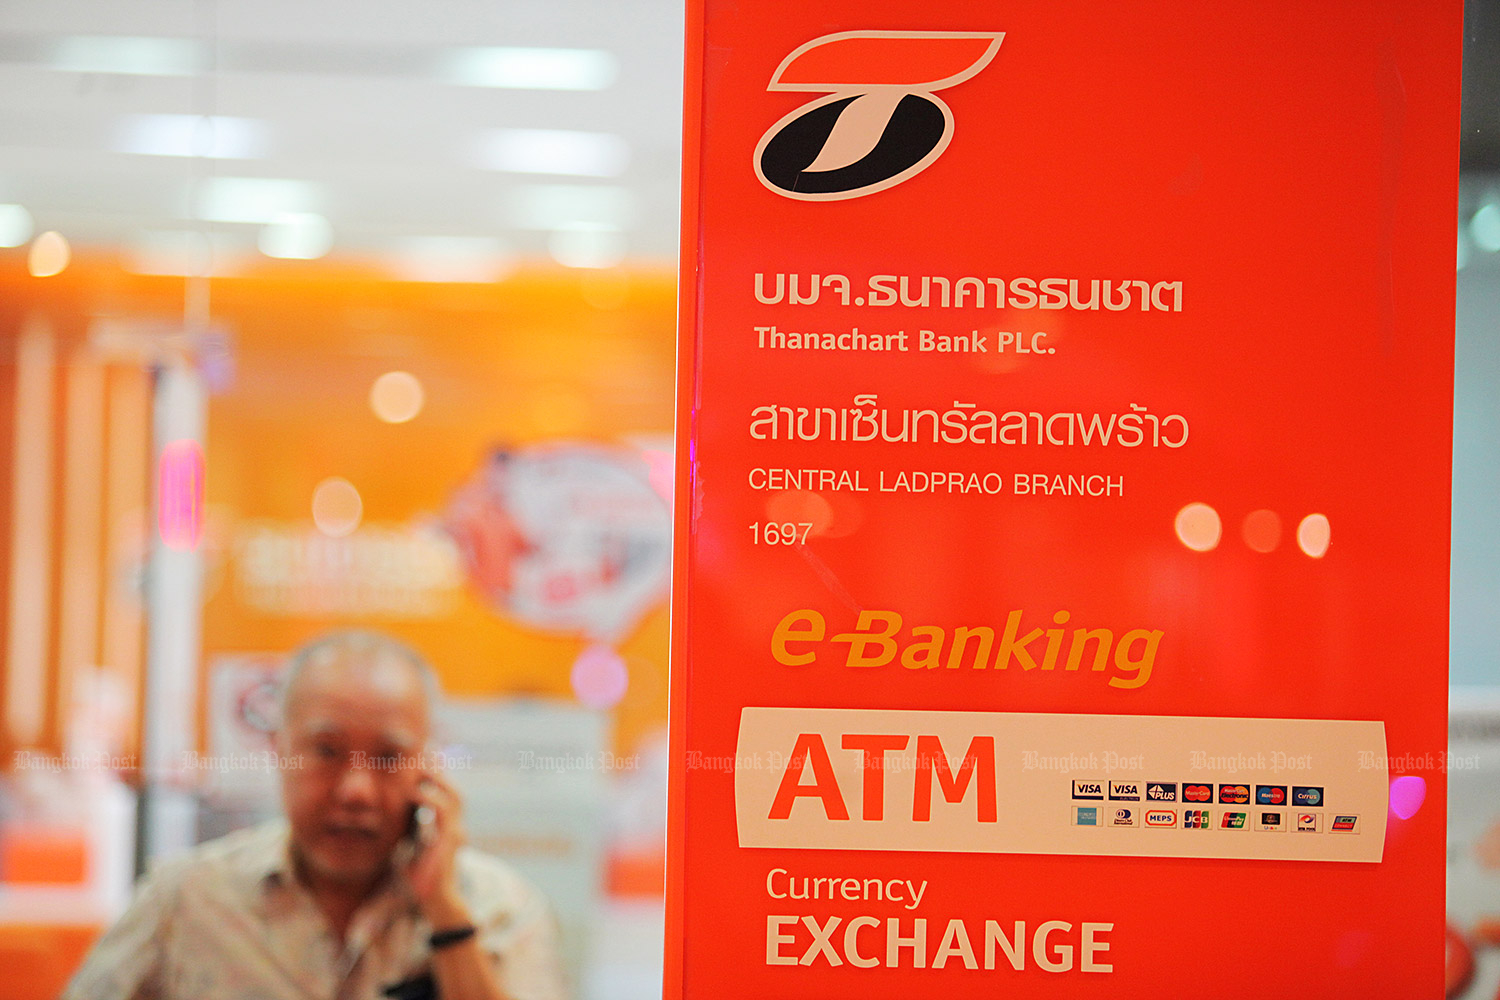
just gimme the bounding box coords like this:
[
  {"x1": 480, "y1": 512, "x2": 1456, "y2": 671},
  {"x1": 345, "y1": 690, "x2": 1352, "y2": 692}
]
[{"x1": 753, "y1": 31, "x2": 1004, "y2": 201}]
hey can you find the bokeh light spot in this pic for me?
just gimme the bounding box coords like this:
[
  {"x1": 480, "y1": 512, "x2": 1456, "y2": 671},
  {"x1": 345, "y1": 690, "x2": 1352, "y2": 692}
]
[
  {"x1": 28, "y1": 230, "x2": 70, "y2": 277},
  {"x1": 311, "y1": 477, "x2": 363, "y2": 537},
  {"x1": 1297, "y1": 513, "x2": 1332, "y2": 558},
  {"x1": 571, "y1": 644, "x2": 628, "y2": 709},
  {"x1": 1174, "y1": 502, "x2": 1222, "y2": 552},
  {"x1": 765, "y1": 491, "x2": 834, "y2": 537},
  {"x1": 1390, "y1": 775, "x2": 1427, "y2": 820},
  {"x1": 1241, "y1": 509, "x2": 1282, "y2": 553},
  {"x1": 369, "y1": 371, "x2": 425, "y2": 424}
]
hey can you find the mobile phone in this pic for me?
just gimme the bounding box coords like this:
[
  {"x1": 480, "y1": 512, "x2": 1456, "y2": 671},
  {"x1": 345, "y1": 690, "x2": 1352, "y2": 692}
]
[
  {"x1": 405, "y1": 803, "x2": 421, "y2": 842},
  {"x1": 405, "y1": 802, "x2": 434, "y2": 846}
]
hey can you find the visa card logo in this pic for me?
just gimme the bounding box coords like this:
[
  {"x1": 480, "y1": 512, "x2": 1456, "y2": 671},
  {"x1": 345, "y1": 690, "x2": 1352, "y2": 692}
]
[
  {"x1": 1072, "y1": 781, "x2": 1104, "y2": 800},
  {"x1": 1108, "y1": 782, "x2": 1141, "y2": 801}
]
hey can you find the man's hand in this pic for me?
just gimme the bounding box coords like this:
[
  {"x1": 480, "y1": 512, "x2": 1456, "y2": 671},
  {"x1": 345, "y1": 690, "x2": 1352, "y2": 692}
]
[
  {"x1": 403, "y1": 769, "x2": 512, "y2": 1000},
  {"x1": 406, "y1": 768, "x2": 471, "y2": 930}
]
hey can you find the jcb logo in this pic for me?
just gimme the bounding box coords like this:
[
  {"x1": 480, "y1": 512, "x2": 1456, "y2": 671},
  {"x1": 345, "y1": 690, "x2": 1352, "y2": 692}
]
[{"x1": 753, "y1": 30, "x2": 1004, "y2": 201}]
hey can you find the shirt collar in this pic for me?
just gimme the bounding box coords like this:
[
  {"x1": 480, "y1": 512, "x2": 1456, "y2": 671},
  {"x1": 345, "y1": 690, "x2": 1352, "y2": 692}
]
[
  {"x1": 247, "y1": 818, "x2": 299, "y2": 888},
  {"x1": 250, "y1": 819, "x2": 414, "y2": 913}
]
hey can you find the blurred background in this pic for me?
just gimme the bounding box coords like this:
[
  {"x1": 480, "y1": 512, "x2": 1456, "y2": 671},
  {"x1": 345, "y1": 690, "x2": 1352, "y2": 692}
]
[{"x1": 0, "y1": 1, "x2": 1494, "y2": 998}]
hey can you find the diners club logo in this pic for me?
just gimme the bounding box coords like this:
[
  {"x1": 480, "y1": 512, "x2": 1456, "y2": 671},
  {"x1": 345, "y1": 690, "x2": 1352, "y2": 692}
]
[{"x1": 753, "y1": 30, "x2": 1003, "y2": 200}]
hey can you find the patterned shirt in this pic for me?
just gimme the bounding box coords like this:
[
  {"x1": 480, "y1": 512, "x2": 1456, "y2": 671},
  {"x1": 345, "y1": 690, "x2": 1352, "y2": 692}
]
[{"x1": 62, "y1": 820, "x2": 567, "y2": 1000}]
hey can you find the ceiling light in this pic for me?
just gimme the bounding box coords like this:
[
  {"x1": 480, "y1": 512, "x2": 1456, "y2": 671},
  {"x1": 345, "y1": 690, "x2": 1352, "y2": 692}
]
[
  {"x1": 474, "y1": 129, "x2": 628, "y2": 177},
  {"x1": 438, "y1": 47, "x2": 616, "y2": 90},
  {"x1": 1471, "y1": 202, "x2": 1500, "y2": 253},
  {"x1": 52, "y1": 36, "x2": 204, "y2": 77},
  {"x1": 509, "y1": 185, "x2": 634, "y2": 230},
  {"x1": 116, "y1": 115, "x2": 269, "y2": 159},
  {"x1": 124, "y1": 230, "x2": 247, "y2": 276},
  {"x1": 257, "y1": 213, "x2": 333, "y2": 259},
  {"x1": 385, "y1": 236, "x2": 515, "y2": 283},
  {"x1": 196, "y1": 177, "x2": 320, "y2": 224},
  {"x1": 0, "y1": 204, "x2": 35, "y2": 247},
  {"x1": 549, "y1": 225, "x2": 626, "y2": 269},
  {"x1": 28, "y1": 231, "x2": 70, "y2": 277}
]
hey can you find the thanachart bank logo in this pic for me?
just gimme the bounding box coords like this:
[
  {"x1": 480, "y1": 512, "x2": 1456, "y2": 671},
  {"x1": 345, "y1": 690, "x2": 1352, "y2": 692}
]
[{"x1": 753, "y1": 31, "x2": 1004, "y2": 201}]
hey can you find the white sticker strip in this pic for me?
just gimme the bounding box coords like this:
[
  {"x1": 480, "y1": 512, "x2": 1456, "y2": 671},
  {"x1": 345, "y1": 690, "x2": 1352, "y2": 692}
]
[{"x1": 734, "y1": 707, "x2": 1387, "y2": 863}]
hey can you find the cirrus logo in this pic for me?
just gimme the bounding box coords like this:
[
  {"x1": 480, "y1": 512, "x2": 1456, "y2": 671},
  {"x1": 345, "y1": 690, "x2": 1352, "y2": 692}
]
[{"x1": 753, "y1": 30, "x2": 1004, "y2": 201}]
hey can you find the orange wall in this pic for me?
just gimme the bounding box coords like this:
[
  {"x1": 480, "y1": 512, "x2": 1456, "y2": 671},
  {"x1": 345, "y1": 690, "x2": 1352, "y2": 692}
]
[{"x1": 0, "y1": 253, "x2": 677, "y2": 761}]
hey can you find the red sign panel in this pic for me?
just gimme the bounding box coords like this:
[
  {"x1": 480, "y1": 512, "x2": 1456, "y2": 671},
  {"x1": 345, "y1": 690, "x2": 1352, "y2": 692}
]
[{"x1": 670, "y1": 3, "x2": 1461, "y2": 995}]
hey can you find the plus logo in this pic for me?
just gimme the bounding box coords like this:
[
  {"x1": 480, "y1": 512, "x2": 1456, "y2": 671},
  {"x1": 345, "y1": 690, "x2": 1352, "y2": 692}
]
[{"x1": 753, "y1": 30, "x2": 1004, "y2": 201}]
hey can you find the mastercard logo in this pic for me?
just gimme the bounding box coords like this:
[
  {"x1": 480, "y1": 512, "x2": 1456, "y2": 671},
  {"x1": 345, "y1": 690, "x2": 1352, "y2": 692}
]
[
  {"x1": 1218, "y1": 784, "x2": 1251, "y2": 804},
  {"x1": 1183, "y1": 784, "x2": 1212, "y2": 802}
]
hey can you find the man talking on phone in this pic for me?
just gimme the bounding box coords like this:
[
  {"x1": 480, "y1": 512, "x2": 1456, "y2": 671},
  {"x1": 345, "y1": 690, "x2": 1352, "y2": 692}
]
[{"x1": 64, "y1": 631, "x2": 566, "y2": 1000}]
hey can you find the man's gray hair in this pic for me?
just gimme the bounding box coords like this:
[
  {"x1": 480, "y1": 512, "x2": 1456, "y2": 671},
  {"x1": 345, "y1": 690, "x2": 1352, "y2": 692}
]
[{"x1": 278, "y1": 629, "x2": 441, "y2": 725}]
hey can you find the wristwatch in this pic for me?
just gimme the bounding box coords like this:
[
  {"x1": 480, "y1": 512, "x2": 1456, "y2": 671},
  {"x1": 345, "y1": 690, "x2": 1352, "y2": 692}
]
[{"x1": 429, "y1": 924, "x2": 477, "y2": 950}]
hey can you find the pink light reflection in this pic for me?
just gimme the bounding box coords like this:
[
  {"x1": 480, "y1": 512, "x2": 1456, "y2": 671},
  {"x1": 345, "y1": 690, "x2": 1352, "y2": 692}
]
[{"x1": 157, "y1": 439, "x2": 204, "y2": 551}]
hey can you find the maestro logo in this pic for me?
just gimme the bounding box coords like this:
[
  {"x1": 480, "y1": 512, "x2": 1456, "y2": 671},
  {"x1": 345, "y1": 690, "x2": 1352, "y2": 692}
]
[
  {"x1": 753, "y1": 30, "x2": 1004, "y2": 201},
  {"x1": 1256, "y1": 785, "x2": 1287, "y2": 806}
]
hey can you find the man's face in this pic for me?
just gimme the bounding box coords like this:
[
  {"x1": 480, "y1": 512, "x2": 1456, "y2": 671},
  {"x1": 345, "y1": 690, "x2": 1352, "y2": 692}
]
[{"x1": 276, "y1": 654, "x2": 430, "y2": 890}]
